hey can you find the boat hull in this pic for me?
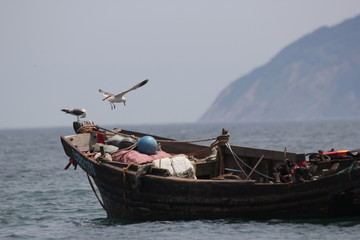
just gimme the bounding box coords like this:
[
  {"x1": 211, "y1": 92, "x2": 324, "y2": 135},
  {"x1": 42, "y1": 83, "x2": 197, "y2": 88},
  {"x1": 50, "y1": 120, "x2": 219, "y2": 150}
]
[
  {"x1": 61, "y1": 132, "x2": 360, "y2": 220},
  {"x1": 96, "y1": 171, "x2": 360, "y2": 220}
]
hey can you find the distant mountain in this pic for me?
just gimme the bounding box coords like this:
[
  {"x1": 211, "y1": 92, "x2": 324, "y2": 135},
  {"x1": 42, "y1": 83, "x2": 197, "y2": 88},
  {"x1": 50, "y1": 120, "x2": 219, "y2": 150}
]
[{"x1": 199, "y1": 15, "x2": 360, "y2": 123}]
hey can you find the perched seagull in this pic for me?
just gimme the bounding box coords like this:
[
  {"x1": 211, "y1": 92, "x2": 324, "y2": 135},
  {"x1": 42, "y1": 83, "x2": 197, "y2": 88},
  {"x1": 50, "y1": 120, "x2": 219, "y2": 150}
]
[
  {"x1": 61, "y1": 108, "x2": 87, "y2": 121},
  {"x1": 99, "y1": 79, "x2": 149, "y2": 109}
]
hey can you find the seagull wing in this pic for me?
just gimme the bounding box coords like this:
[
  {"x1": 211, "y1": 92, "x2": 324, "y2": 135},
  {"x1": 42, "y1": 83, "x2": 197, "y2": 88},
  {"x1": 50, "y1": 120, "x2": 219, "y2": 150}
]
[
  {"x1": 71, "y1": 108, "x2": 86, "y2": 116},
  {"x1": 61, "y1": 108, "x2": 86, "y2": 116},
  {"x1": 99, "y1": 89, "x2": 114, "y2": 97},
  {"x1": 114, "y1": 79, "x2": 149, "y2": 98},
  {"x1": 99, "y1": 89, "x2": 115, "y2": 101},
  {"x1": 61, "y1": 109, "x2": 71, "y2": 114}
]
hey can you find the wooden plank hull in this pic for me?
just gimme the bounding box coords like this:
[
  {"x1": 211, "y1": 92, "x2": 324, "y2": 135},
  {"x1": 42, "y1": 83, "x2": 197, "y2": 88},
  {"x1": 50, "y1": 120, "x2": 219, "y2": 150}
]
[
  {"x1": 95, "y1": 175, "x2": 360, "y2": 220},
  {"x1": 60, "y1": 131, "x2": 360, "y2": 220}
]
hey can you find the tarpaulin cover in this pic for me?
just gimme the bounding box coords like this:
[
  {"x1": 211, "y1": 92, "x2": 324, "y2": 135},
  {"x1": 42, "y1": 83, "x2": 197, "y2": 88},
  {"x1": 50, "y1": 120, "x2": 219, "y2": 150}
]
[{"x1": 112, "y1": 150, "x2": 171, "y2": 164}]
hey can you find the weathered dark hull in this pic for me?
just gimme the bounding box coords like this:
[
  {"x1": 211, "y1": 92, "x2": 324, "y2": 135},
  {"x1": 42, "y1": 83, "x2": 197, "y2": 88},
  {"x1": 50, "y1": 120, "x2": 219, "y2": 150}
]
[
  {"x1": 61, "y1": 131, "x2": 360, "y2": 220},
  {"x1": 96, "y1": 173, "x2": 360, "y2": 220}
]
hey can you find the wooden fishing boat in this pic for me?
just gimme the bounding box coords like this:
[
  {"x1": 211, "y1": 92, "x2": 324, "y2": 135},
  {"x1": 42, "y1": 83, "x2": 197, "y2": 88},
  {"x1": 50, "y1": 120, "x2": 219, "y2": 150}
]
[{"x1": 60, "y1": 121, "x2": 360, "y2": 220}]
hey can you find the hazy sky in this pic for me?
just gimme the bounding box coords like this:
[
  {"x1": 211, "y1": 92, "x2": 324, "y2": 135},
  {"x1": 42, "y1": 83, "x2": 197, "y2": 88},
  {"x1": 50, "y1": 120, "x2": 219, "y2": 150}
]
[{"x1": 1, "y1": 0, "x2": 360, "y2": 129}]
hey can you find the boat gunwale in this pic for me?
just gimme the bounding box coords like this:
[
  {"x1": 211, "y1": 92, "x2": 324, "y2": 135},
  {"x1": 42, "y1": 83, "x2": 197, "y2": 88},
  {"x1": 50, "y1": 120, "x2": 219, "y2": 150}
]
[{"x1": 60, "y1": 134, "x2": 360, "y2": 189}]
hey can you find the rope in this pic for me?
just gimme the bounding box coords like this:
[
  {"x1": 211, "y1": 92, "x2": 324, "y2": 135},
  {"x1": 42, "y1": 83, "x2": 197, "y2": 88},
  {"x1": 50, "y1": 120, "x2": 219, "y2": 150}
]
[
  {"x1": 76, "y1": 125, "x2": 99, "y2": 134},
  {"x1": 75, "y1": 124, "x2": 226, "y2": 148},
  {"x1": 225, "y1": 143, "x2": 249, "y2": 179},
  {"x1": 232, "y1": 155, "x2": 249, "y2": 179},
  {"x1": 122, "y1": 163, "x2": 136, "y2": 186},
  {"x1": 133, "y1": 164, "x2": 154, "y2": 192},
  {"x1": 246, "y1": 155, "x2": 265, "y2": 180},
  {"x1": 157, "y1": 137, "x2": 217, "y2": 144},
  {"x1": 99, "y1": 126, "x2": 138, "y2": 138},
  {"x1": 225, "y1": 143, "x2": 274, "y2": 180},
  {"x1": 186, "y1": 146, "x2": 214, "y2": 157},
  {"x1": 337, "y1": 162, "x2": 357, "y2": 174},
  {"x1": 185, "y1": 139, "x2": 227, "y2": 157},
  {"x1": 98, "y1": 125, "x2": 220, "y2": 144},
  {"x1": 111, "y1": 144, "x2": 138, "y2": 160},
  {"x1": 86, "y1": 174, "x2": 106, "y2": 210}
]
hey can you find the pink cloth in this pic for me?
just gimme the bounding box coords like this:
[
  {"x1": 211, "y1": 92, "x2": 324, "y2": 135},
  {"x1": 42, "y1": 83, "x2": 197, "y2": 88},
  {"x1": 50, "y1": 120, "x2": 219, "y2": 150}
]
[{"x1": 112, "y1": 150, "x2": 171, "y2": 164}]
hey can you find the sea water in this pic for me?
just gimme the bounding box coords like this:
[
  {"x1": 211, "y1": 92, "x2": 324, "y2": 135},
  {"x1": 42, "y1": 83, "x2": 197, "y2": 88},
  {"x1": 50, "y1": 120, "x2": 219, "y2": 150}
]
[{"x1": 1, "y1": 120, "x2": 360, "y2": 239}]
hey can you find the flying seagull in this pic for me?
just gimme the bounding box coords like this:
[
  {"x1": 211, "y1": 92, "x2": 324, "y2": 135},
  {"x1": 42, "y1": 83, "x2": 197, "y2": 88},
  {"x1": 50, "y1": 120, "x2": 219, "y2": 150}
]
[
  {"x1": 99, "y1": 79, "x2": 149, "y2": 109},
  {"x1": 61, "y1": 108, "x2": 87, "y2": 121}
]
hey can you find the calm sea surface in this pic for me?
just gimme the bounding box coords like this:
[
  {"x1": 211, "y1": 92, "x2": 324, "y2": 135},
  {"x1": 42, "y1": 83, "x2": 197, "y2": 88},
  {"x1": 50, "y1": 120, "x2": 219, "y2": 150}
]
[{"x1": 1, "y1": 120, "x2": 360, "y2": 239}]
